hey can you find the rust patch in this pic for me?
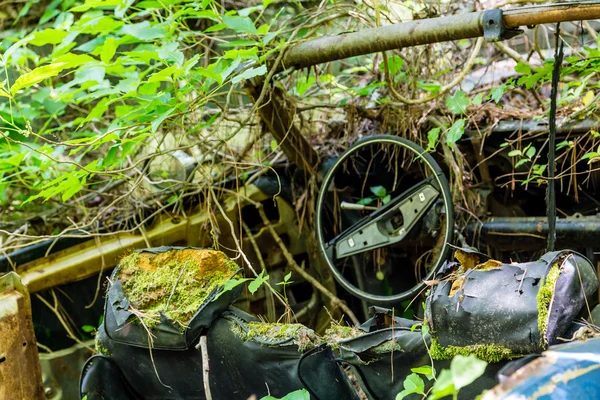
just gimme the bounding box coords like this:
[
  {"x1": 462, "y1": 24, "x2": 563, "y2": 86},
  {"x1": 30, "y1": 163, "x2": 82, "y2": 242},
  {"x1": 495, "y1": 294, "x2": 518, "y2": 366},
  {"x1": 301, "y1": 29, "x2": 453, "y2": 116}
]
[{"x1": 0, "y1": 281, "x2": 44, "y2": 399}]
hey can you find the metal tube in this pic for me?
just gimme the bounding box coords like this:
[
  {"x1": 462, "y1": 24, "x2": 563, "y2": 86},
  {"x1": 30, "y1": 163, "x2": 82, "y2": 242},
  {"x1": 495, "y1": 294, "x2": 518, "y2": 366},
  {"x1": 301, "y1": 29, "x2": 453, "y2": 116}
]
[
  {"x1": 467, "y1": 217, "x2": 600, "y2": 248},
  {"x1": 503, "y1": 1, "x2": 600, "y2": 28},
  {"x1": 283, "y1": 12, "x2": 483, "y2": 69},
  {"x1": 283, "y1": 1, "x2": 600, "y2": 70}
]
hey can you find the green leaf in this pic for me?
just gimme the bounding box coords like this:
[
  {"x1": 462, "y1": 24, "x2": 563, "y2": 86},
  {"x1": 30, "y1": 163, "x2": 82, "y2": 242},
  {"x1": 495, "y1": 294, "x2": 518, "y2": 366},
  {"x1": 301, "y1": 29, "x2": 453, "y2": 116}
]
[
  {"x1": 82, "y1": 325, "x2": 96, "y2": 333},
  {"x1": 430, "y1": 369, "x2": 455, "y2": 400},
  {"x1": 214, "y1": 277, "x2": 252, "y2": 300},
  {"x1": 29, "y1": 28, "x2": 68, "y2": 46},
  {"x1": 396, "y1": 373, "x2": 425, "y2": 399},
  {"x1": 295, "y1": 76, "x2": 315, "y2": 96},
  {"x1": 263, "y1": 0, "x2": 273, "y2": 8},
  {"x1": 224, "y1": 47, "x2": 258, "y2": 60},
  {"x1": 514, "y1": 61, "x2": 531, "y2": 75},
  {"x1": 471, "y1": 93, "x2": 484, "y2": 106},
  {"x1": 61, "y1": 174, "x2": 83, "y2": 201},
  {"x1": 426, "y1": 127, "x2": 441, "y2": 151},
  {"x1": 582, "y1": 90, "x2": 595, "y2": 106},
  {"x1": 382, "y1": 194, "x2": 391, "y2": 205},
  {"x1": 508, "y1": 150, "x2": 522, "y2": 157},
  {"x1": 370, "y1": 185, "x2": 387, "y2": 198},
  {"x1": 261, "y1": 389, "x2": 309, "y2": 400},
  {"x1": 451, "y1": 355, "x2": 487, "y2": 390},
  {"x1": 101, "y1": 37, "x2": 118, "y2": 63},
  {"x1": 151, "y1": 107, "x2": 176, "y2": 132},
  {"x1": 446, "y1": 119, "x2": 465, "y2": 148},
  {"x1": 115, "y1": 0, "x2": 135, "y2": 18},
  {"x1": 270, "y1": 139, "x2": 278, "y2": 152},
  {"x1": 53, "y1": 53, "x2": 97, "y2": 69},
  {"x1": 489, "y1": 84, "x2": 506, "y2": 103},
  {"x1": 404, "y1": 373, "x2": 425, "y2": 394},
  {"x1": 525, "y1": 145, "x2": 536, "y2": 159},
  {"x1": 533, "y1": 163, "x2": 547, "y2": 176},
  {"x1": 556, "y1": 140, "x2": 570, "y2": 151},
  {"x1": 248, "y1": 269, "x2": 269, "y2": 295},
  {"x1": 582, "y1": 152, "x2": 599, "y2": 161},
  {"x1": 514, "y1": 158, "x2": 529, "y2": 168},
  {"x1": 421, "y1": 322, "x2": 429, "y2": 337},
  {"x1": 70, "y1": 0, "x2": 121, "y2": 12},
  {"x1": 232, "y1": 65, "x2": 267, "y2": 84},
  {"x1": 446, "y1": 90, "x2": 469, "y2": 114},
  {"x1": 284, "y1": 272, "x2": 292, "y2": 282},
  {"x1": 11, "y1": 62, "x2": 68, "y2": 95},
  {"x1": 122, "y1": 21, "x2": 166, "y2": 40},
  {"x1": 411, "y1": 365, "x2": 434, "y2": 379},
  {"x1": 148, "y1": 65, "x2": 178, "y2": 82},
  {"x1": 383, "y1": 55, "x2": 404, "y2": 76},
  {"x1": 356, "y1": 197, "x2": 373, "y2": 206},
  {"x1": 222, "y1": 15, "x2": 257, "y2": 35},
  {"x1": 417, "y1": 81, "x2": 441, "y2": 93}
]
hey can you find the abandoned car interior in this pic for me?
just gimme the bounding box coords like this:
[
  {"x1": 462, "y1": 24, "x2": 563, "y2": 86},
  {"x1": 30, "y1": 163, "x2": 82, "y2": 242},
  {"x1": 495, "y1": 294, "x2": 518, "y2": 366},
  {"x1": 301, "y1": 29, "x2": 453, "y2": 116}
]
[{"x1": 2, "y1": 1, "x2": 600, "y2": 399}]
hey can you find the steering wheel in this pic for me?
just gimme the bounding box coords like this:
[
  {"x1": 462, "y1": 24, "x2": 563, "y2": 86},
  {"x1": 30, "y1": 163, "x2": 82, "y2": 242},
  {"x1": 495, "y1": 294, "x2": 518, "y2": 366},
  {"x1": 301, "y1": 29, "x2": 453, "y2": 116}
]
[{"x1": 315, "y1": 135, "x2": 454, "y2": 304}]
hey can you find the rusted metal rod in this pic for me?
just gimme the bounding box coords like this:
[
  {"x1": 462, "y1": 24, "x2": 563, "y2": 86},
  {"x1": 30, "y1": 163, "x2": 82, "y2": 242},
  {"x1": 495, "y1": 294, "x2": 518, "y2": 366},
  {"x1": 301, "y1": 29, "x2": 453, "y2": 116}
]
[
  {"x1": 283, "y1": 1, "x2": 600, "y2": 70},
  {"x1": 503, "y1": 1, "x2": 600, "y2": 27}
]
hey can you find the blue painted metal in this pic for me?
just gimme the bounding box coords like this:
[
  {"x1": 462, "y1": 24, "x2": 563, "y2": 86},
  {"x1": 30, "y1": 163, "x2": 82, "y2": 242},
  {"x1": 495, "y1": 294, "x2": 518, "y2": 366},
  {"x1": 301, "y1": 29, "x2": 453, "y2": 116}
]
[{"x1": 495, "y1": 338, "x2": 600, "y2": 400}]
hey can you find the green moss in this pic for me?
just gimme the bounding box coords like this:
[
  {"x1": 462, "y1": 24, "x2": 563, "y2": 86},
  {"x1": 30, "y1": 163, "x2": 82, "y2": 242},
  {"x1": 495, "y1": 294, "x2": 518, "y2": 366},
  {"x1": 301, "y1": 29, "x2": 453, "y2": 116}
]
[
  {"x1": 537, "y1": 261, "x2": 562, "y2": 346},
  {"x1": 372, "y1": 340, "x2": 402, "y2": 354},
  {"x1": 429, "y1": 337, "x2": 516, "y2": 363},
  {"x1": 117, "y1": 249, "x2": 239, "y2": 329},
  {"x1": 324, "y1": 325, "x2": 363, "y2": 350},
  {"x1": 95, "y1": 335, "x2": 110, "y2": 356},
  {"x1": 234, "y1": 322, "x2": 320, "y2": 352}
]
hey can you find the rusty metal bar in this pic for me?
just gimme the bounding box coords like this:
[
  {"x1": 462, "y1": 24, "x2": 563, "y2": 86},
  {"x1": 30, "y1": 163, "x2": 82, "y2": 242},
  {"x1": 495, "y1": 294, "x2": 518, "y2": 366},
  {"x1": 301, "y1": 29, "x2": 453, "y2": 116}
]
[
  {"x1": 283, "y1": 1, "x2": 600, "y2": 70},
  {"x1": 0, "y1": 272, "x2": 44, "y2": 399},
  {"x1": 245, "y1": 84, "x2": 319, "y2": 174},
  {"x1": 283, "y1": 12, "x2": 483, "y2": 70},
  {"x1": 466, "y1": 216, "x2": 600, "y2": 248},
  {"x1": 503, "y1": 1, "x2": 600, "y2": 28}
]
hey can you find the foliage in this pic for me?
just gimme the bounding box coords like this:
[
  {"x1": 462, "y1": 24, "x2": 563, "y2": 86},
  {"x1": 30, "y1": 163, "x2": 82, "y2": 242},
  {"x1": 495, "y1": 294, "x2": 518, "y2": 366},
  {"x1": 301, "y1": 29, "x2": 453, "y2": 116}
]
[
  {"x1": 261, "y1": 389, "x2": 309, "y2": 400},
  {"x1": 2, "y1": 0, "x2": 597, "y2": 255},
  {"x1": 0, "y1": 0, "x2": 286, "y2": 232},
  {"x1": 396, "y1": 355, "x2": 488, "y2": 400}
]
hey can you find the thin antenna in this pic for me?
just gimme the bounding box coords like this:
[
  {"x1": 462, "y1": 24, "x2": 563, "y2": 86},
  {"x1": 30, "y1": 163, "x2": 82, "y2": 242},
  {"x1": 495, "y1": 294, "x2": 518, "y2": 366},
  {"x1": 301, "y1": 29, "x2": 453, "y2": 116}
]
[{"x1": 547, "y1": 23, "x2": 565, "y2": 252}]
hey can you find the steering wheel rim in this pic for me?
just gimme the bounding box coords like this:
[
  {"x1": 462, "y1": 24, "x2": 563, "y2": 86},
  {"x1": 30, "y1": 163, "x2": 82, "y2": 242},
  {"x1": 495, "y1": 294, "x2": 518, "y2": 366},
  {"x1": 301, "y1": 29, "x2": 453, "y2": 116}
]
[{"x1": 315, "y1": 135, "x2": 454, "y2": 304}]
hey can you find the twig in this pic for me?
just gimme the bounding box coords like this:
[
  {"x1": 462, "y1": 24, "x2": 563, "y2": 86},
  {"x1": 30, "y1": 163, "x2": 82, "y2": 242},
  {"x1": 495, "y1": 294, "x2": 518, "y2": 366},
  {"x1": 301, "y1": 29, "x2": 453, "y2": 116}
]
[
  {"x1": 198, "y1": 336, "x2": 213, "y2": 400},
  {"x1": 257, "y1": 205, "x2": 360, "y2": 326},
  {"x1": 164, "y1": 262, "x2": 188, "y2": 313},
  {"x1": 384, "y1": 37, "x2": 484, "y2": 105},
  {"x1": 242, "y1": 221, "x2": 277, "y2": 322}
]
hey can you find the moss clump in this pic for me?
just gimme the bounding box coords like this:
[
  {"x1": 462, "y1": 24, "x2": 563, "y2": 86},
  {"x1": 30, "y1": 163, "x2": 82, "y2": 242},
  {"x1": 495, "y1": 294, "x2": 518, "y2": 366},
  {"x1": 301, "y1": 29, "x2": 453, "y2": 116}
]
[
  {"x1": 372, "y1": 340, "x2": 402, "y2": 354},
  {"x1": 324, "y1": 325, "x2": 363, "y2": 350},
  {"x1": 537, "y1": 261, "x2": 562, "y2": 346},
  {"x1": 234, "y1": 322, "x2": 320, "y2": 352},
  {"x1": 95, "y1": 335, "x2": 110, "y2": 356},
  {"x1": 117, "y1": 249, "x2": 239, "y2": 329},
  {"x1": 429, "y1": 337, "x2": 516, "y2": 363}
]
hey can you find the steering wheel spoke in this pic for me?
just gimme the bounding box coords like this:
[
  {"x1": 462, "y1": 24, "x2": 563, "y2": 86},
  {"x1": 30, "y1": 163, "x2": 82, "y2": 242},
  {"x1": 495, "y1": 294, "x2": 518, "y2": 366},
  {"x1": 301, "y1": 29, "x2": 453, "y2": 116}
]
[{"x1": 329, "y1": 180, "x2": 440, "y2": 258}]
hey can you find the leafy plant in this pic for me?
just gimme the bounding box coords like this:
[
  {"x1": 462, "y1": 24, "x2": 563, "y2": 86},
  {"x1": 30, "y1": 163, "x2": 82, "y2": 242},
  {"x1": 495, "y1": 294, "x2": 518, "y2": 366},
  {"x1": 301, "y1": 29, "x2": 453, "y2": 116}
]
[
  {"x1": 261, "y1": 389, "x2": 309, "y2": 400},
  {"x1": 357, "y1": 185, "x2": 391, "y2": 206},
  {"x1": 396, "y1": 355, "x2": 488, "y2": 400}
]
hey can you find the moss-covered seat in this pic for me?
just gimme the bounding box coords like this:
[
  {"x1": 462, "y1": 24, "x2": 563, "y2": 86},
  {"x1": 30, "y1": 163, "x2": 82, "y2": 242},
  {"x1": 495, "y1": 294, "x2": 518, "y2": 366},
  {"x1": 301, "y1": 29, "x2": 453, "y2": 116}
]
[
  {"x1": 80, "y1": 246, "x2": 359, "y2": 400},
  {"x1": 332, "y1": 307, "x2": 504, "y2": 400},
  {"x1": 426, "y1": 249, "x2": 599, "y2": 362}
]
